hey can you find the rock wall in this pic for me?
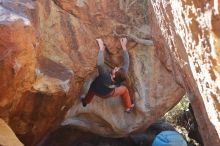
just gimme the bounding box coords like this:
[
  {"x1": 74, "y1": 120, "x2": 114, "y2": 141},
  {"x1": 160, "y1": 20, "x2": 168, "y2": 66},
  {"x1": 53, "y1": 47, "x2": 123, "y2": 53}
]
[
  {"x1": 148, "y1": 0, "x2": 220, "y2": 146},
  {"x1": 1, "y1": 0, "x2": 219, "y2": 146}
]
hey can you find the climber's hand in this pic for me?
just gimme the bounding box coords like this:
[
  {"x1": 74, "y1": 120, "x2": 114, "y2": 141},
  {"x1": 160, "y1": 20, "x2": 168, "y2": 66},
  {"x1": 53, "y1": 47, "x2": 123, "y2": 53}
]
[
  {"x1": 96, "y1": 38, "x2": 105, "y2": 51},
  {"x1": 120, "y1": 38, "x2": 127, "y2": 50}
]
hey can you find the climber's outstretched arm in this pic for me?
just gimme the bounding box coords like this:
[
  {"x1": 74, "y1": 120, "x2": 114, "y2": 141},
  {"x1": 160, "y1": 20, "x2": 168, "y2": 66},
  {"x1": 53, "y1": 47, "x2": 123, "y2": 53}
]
[
  {"x1": 96, "y1": 38, "x2": 107, "y2": 74},
  {"x1": 120, "y1": 38, "x2": 129, "y2": 72}
]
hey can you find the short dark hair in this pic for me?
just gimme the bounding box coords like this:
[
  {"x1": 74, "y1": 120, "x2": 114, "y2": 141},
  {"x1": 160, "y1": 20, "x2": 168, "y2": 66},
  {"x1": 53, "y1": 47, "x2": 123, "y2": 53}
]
[{"x1": 114, "y1": 68, "x2": 127, "y2": 84}]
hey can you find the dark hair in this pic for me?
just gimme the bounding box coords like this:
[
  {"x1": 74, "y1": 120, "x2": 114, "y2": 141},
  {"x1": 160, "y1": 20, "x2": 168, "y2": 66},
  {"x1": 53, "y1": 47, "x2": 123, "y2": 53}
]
[
  {"x1": 130, "y1": 121, "x2": 177, "y2": 146},
  {"x1": 114, "y1": 68, "x2": 127, "y2": 84},
  {"x1": 145, "y1": 121, "x2": 176, "y2": 146}
]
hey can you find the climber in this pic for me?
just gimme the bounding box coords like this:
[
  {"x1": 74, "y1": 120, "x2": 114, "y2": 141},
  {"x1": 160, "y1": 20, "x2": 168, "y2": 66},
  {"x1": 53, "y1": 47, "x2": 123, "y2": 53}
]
[{"x1": 81, "y1": 38, "x2": 134, "y2": 113}]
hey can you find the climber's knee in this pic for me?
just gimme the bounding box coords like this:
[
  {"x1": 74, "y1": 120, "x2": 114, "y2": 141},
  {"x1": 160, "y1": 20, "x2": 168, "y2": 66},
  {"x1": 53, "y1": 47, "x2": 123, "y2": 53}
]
[
  {"x1": 112, "y1": 85, "x2": 129, "y2": 97},
  {"x1": 120, "y1": 85, "x2": 129, "y2": 94}
]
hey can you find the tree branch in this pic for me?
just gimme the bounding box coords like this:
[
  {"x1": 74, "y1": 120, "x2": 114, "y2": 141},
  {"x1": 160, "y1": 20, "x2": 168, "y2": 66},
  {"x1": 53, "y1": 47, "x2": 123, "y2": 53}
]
[{"x1": 113, "y1": 29, "x2": 153, "y2": 46}]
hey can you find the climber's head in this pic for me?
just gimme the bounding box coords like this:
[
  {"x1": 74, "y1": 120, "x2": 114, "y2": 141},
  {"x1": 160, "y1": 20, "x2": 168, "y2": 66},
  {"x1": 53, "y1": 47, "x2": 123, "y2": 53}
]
[{"x1": 111, "y1": 67, "x2": 127, "y2": 83}]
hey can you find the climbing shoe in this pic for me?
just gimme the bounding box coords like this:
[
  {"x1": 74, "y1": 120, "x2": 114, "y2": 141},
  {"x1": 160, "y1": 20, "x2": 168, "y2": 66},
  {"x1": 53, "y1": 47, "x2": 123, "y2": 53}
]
[
  {"x1": 125, "y1": 104, "x2": 134, "y2": 113},
  {"x1": 81, "y1": 98, "x2": 87, "y2": 107}
]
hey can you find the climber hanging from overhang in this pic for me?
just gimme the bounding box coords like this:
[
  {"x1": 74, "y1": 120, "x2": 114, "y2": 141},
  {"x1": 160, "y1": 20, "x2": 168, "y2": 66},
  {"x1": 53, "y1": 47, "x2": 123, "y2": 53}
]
[{"x1": 80, "y1": 37, "x2": 134, "y2": 113}]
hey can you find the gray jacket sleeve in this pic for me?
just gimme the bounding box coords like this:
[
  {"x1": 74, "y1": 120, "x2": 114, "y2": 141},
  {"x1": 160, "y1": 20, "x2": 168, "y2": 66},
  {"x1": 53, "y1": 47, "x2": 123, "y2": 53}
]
[
  {"x1": 97, "y1": 50, "x2": 107, "y2": 74},
  {"x1": 122, "y1": 50, "x2": 129, "y2": 72}
]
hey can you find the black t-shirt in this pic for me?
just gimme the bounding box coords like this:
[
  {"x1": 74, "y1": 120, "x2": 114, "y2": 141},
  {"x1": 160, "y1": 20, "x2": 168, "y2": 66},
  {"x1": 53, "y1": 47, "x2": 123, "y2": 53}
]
[{"x1": 91, "y1": 72, "x2": 119, "y2": 96}]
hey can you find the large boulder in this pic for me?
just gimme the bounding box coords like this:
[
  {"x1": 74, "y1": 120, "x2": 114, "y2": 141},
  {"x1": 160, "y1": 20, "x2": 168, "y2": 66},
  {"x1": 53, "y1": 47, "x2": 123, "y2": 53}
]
[
  {"x1": 0, "y1": 0, "x2": 184, "y2": 145},
  {"x1": 148, "y1": 0, "x2": 220, "y2": 146}
]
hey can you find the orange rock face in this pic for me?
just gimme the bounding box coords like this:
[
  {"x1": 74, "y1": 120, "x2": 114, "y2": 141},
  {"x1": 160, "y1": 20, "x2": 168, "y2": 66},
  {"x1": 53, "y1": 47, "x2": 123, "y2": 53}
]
[
  {"x1": 0, "y1": 0, "x2": 219, "y2": 146},
  {"x1": 149, "y1": 0, "x2": 220, "y2": 146}
]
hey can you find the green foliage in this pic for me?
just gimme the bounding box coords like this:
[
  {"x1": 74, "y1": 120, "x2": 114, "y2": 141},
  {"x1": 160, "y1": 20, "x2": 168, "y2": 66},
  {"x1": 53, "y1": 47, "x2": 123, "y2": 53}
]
[
  {"x1": 164, "y1": 95, "x2": 190, "y2": 125},
  {"x1": 175, "y1": 95, "x2": 189, "y2": 111}
]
